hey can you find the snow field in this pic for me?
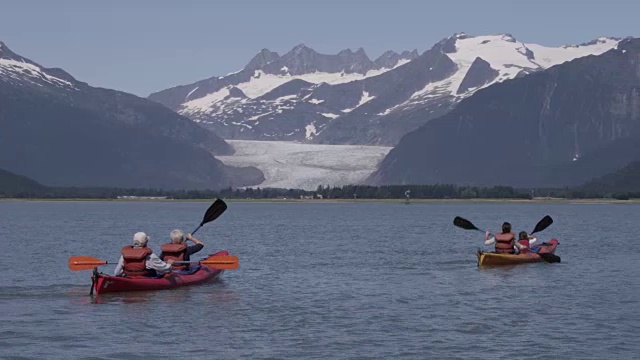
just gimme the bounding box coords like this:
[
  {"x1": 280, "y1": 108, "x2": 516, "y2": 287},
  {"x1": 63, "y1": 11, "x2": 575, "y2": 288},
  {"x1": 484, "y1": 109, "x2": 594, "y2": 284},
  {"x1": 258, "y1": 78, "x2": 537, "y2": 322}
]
[{"x1": 216, "y1": 140, "x2": 392, "y2": 190}]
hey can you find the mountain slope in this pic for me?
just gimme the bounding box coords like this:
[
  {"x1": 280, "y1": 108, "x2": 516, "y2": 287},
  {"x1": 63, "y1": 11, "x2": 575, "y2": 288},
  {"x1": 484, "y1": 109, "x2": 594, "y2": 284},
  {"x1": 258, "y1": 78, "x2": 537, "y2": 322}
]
[
  {"x1": 0, "y1": 41, "x2": 263, "y2": 189},
  {"x1": 148, "y1": 45, "x2": 418, "y2": 141},
  {"x1": 581, "y1": 161, "x2": 640, "y2": 193},
  {"x1": 314, "y1": 33, "x2": 619, "y2": 145},
  {"x1": 368, "y1": 38, "x2": 640, "y2": 188},
  {"x1": 0, "y1": 168, "x2": 48, "y2": 195},
  {"x1": 150, "y1": 34, "x2": 618, "y2": 145}
]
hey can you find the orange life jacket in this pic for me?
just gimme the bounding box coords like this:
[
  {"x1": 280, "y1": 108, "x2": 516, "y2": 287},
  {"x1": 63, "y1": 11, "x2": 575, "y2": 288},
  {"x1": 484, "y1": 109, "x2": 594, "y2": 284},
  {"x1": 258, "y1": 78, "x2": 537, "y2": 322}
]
[
  {"x1": 161, "y1": 243, "x2": 188, "y2": 270},
  {"x1": 517, "y1": 239, "x2": 531, "y2": 253},
  {"x1": 121, "y1": 246, "x2": 152, "y2": 277},
  {"x1": 494, "y1": 232, "x2": 516, "y2": 254}
]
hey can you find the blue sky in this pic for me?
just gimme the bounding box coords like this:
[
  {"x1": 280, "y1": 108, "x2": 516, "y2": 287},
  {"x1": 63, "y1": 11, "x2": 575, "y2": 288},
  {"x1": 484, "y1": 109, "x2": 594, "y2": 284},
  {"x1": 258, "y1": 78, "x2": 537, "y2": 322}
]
[{"x1": 1, "y1": 0, "x2": 637, "y2": 96}]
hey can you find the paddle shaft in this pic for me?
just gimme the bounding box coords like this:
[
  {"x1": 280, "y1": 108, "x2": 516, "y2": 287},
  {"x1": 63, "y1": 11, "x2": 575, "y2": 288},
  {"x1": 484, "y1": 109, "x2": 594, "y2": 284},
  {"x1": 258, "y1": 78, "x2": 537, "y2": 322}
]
[
  {"x1": 190, "y1": 224, "x2": 203, "y2": 236},
  {"x1": 173, "y1": 259, "x2": 207, "y2": 264}
]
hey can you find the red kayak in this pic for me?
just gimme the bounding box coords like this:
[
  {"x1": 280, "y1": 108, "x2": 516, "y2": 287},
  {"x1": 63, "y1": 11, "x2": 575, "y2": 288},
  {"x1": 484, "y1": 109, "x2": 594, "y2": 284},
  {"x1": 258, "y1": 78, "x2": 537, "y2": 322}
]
[
  {"x1": 91, "y1": 250, "x2": 228, "y2": 295},
  {"x1": 477, "y1": 239, "x2": 560, "y2": 266}
]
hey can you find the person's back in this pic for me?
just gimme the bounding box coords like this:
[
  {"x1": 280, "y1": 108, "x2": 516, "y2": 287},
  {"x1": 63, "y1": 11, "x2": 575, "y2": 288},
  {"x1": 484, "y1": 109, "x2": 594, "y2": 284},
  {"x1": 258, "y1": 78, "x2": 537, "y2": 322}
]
[
  {"x1": 114, "y1": 232, "x2": 173, "y2": 277},
  {"x1": 160, "y1": 241, "x2": 188, "y2": 271},
  {"x1": 486, "y1": 222, "x2": 516, "y2": 254},
  {"x1": 160, "y1": 229, "x2": 204, "y2": 271},
  {"x1": 120, "y1": 244, "x2": 154, "y2": 277}
]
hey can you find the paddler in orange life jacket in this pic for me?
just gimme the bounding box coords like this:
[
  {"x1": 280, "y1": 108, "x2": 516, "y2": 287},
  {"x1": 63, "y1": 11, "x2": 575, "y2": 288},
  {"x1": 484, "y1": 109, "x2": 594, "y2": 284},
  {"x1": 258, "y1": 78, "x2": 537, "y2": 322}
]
[
  {"x1": 484, "y1": 222, "x2": 517, "y2": 254},
  {"x1": 159, "y1": 229, "x2": 204, "y2": 271},
  {"x1": 114, "y1": 232, "x2": 175, "y2": 277}
]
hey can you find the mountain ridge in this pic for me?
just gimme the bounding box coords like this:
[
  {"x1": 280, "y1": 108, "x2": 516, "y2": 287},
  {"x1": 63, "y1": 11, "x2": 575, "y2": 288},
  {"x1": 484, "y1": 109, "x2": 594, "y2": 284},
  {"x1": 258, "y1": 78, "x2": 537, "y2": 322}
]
[
  {"x1": 0, "y1": 41, "x2": 264, "y2": 190},
  {"x1": 368, "y1": 37, "x2": 640, "y2": 188},
  {"x1": 149, "y1": 34, "x2": 619, "y2": 145}
]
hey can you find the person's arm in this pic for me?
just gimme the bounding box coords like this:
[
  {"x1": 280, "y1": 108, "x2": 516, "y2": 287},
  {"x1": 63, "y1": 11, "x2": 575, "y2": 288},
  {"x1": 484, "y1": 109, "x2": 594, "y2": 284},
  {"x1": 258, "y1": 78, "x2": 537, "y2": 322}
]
[
  {"x1": 146, "y1": 253, "x2": 174, "y2": 273},
  {"x1": 186, "y1": 233, "x2": 205, "y2": 256},
  {"x1": 528, "y1": 236, "x2": 537, "y2": 246},
  {"x1": 484, "y1": 231, "x2": 495, "y2": 245},
  {"x1": 186, "y1": 233, "x2": 203, "y2": 246},
  {"x1": 114, "y1": 256, "x2": 124, "y2": 276}
]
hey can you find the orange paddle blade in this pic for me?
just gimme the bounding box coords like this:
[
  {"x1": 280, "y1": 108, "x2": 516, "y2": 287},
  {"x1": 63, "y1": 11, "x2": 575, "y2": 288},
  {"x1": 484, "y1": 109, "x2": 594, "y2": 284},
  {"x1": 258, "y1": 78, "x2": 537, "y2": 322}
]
[
  {"x1": 199, "y1": 255, "x2": 239, "y2": 270},
  {"x1": 68, "y1": 256, "x2": 108, "y2": 271}
]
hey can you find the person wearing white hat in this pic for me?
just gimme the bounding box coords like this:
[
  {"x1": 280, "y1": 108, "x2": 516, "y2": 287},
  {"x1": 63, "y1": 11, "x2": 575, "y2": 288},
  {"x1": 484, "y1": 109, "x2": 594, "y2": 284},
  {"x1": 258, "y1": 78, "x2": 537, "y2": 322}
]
[{"x1": 113, "y1": 232, "x2": 174, "y2": 277}]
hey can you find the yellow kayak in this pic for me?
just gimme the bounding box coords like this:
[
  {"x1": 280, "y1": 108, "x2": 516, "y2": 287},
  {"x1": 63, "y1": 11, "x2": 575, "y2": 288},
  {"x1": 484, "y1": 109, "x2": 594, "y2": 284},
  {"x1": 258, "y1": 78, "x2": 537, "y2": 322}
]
[{"x1": 477, "y1": 239, "x2": 560, "y2": 266}]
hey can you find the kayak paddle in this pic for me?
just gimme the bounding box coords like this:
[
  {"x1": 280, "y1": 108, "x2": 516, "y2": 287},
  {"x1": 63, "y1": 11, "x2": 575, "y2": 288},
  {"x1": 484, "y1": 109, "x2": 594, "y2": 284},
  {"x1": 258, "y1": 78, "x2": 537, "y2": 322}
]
[
  {"x1": 453, "y1": 216, "x2": 487, "y2": 233},
  {"x1": 530, "y1": 215, "x2": 553, "y2": 235},
  {"x1": 453, "y1": 215, "x2": 554, "y2": 236},
  {"x1": 68, "y1": 256, "x2": 111, "y2": 271},
  {"x1": 191, "y1": 198, "x2": 227, "y2": 236},
  {"x1": 173, "y1": 254, "x2": 239, "y2": 270},
  {"x1": 68, "y1": 254, "x2": 239, "y2": 271}
]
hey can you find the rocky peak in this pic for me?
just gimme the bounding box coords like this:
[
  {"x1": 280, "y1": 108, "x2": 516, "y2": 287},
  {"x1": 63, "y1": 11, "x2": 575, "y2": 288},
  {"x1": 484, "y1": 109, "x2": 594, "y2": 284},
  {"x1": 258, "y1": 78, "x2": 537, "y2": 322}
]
[
  {"x1": 0, "y1": 41, "x2": 25, "y2": 61},
  {"x1": 435, "y1": 34, "x2": 460, "y2": 53},
  {"x1": 257, "y1": 44, "x2": 377, "y2": 75},
  {"x1": 500, "y1": 33, "x2": 517, "y2": 43},
  {"x1": 244, "y1": 48, "x2": 280, "y2": 71},
  {"x1": 456, "y1": 57, "x2": 499, "y2": 94},
  {"x1": 291, "y1": 43, "x2": 315, "y2": 55},
  {"x1": 401, "y1": 49, "x2": 419, "y2": 59},
  {"x1": 373, "y1": 50, "x2": 400, "y2": 68},
  {"x1": 577, "y1": 36, "x2": 623, "y2": 47},
  {"x1": 374, "y1": 49, "x2": 419, "y2": 68},
  {"x1": 227, "y1": 86, "x2": 247, "y2": 99}
]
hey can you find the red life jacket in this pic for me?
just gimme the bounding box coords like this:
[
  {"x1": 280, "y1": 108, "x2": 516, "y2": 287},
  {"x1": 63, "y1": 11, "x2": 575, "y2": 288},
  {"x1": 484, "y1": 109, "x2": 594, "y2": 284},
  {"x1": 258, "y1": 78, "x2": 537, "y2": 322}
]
[
  {"x1": 161, "y1": 243, "x2": 188, "y2": 270},
  {"x1": 517, "y1": 239, "x2": 531, "y2": 253},
  {"x1": 121, "y1": 246, "x2": 152, "y2": 277},
  {"x1": 494, "y1": 232, "x2": 516, "y2": 254}
]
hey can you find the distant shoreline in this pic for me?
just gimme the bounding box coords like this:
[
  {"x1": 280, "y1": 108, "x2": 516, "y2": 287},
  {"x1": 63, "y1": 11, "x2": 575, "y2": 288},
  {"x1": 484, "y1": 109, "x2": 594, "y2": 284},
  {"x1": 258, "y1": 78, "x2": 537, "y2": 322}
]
[{"x1": 1, "y1": 197, "x2": 638, "y2": 204}]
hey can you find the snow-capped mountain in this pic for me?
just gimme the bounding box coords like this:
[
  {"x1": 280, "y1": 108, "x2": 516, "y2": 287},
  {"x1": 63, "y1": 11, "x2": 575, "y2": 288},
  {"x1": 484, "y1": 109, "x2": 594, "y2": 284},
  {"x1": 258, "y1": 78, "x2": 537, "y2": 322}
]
[
  {"x1": 315, "y1": 33, "x2": 620, "y2": 145},
  {"x1": 148, "y1": 45, "x2": 418, "y2": 140},
  {"x1": 369, "y1": 37, "x2": 640, "y2": 188},
  {"x1": 150, "y1": 34, "x2": 619, "y2": 145},
  {"x1": 0, "y1": 40, "x2": 264, "y2": 190},
  {"x1": 0, "y1": 41, "x2": 79, "y2": 91}
]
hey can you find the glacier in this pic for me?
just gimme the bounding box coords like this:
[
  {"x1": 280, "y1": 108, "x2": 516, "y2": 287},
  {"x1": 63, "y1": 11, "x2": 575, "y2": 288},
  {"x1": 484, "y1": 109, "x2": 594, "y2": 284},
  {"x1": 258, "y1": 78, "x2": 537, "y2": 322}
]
[{"x1": 216, "y1": 140, "x2": 392, "y2": 190}]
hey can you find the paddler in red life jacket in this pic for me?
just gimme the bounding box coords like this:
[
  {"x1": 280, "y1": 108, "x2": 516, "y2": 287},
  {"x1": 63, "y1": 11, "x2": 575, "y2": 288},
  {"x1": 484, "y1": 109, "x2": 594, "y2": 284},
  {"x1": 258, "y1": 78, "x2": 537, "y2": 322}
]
[
  {"x1": 159, "y1": 229, "x2": 204, "y2": 271},
  {"x1": 484, "y1": 222, "x2": 517, "y2": 254},
  {"x1": 114, "y1": 232, "x2": 174, "y2": 277},
  {"x1": 515, "y1": 231, "x2": 538, "y2": 253}
]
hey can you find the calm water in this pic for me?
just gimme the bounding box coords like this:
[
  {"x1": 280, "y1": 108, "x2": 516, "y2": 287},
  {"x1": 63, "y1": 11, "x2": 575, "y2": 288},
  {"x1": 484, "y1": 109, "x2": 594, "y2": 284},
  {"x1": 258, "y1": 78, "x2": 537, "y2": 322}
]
[{"x1": 0, "y1": 200, "x2": 638, "y2": 359}]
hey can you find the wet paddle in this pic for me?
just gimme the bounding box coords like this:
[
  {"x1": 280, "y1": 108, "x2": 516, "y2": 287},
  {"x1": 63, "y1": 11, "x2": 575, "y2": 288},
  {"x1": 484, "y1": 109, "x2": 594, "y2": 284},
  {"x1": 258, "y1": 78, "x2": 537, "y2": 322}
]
[
  {"x1": 68, "y1": 254, "x2": 239, "y2": 271},
  {"x1": 190, "y1": 199, "x2": 227, "y2": 236}
]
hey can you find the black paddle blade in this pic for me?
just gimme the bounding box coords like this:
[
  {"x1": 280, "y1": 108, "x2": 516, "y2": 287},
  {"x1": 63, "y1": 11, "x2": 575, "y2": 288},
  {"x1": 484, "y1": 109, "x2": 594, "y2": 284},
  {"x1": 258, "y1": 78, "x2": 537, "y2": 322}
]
[
  {"x1": 201, "y1": 199, "x2": 227, "y2": 226},
  {"x1": 453, "y1": 216, "x2": 480, "y2": 231},
  {"x1": 531, "y1": 215, "x2": 553, "y2": 234},
  {"x1": 538, "y1": 253, "x2": 561, "y2": 263}
]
